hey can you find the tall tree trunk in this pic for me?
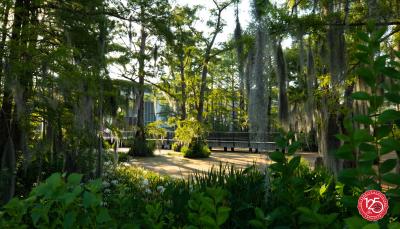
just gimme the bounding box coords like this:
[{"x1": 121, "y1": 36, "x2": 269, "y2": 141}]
[
  {"x1": 179, "y1": 55, "x2": 187, "y2": 120},
  {"x1": 275, "y1": 42, "x2": 289, "y2": 130},
  {"x1": 0, "y1": 0, "x2": 26, "y2": 204},
  {"x1": 135, "y1": 24, "x2": 148, "y2": 145}
]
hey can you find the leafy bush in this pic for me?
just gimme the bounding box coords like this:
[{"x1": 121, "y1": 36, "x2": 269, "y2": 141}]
[
  {"x1": 0, "y1": 173, "x2": 113, "y2": 228},
  {"x1": 174, "y1": 119, "x2": 208, "y2": 146},
  {"x1": 182, "y1": 140, "x2": 211, "y2": 158},
  {"x1": 333, "y1": 24, "x2": 400, "y2": 225},
  {"x1": 128, "y1": 139, "x2": 155, "y2": 157},
  {"x1": 171, "y1": 142, "x2": 182, "y2": 152}
]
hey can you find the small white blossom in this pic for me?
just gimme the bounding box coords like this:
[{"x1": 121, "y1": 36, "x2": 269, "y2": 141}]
[
  {"x1": 145, "y1": 188, "x2": 152, "y2": 194},
  {"x1": 102, "y1": 181, "x2": 110, "y2": 188},
  {"x1": 122, "y1": 162, "x2": 130, "y2": 167},
  {"x1": 141, "y1": 179, "x2": 149, "y2": 186},
  {"x1": 104, "y1": 188, "x2": 111, "y2": 193},
  {"x1": 111, "y1": 180, "x2": 118, "y2": 185},
  {"x1": 157, "y1": 185, "x2": 165, "y2": 194}
]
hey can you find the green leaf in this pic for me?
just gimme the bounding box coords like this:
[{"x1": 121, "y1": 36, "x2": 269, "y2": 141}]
[
  {"x1": 353, "y1": 115, "x2": 373, "y2": 125},
  {"x1": 379, "y1": 159, "x2": 397, "y2": 174},
  {"x1": 67, "y1": 174, "x2": 83, "y2": 186},
  {"x1": 336, "y1": 134, "x2": 350, "y2": 142},
  {"x1": 353, "y1": 129, "x2": 373, "y2": 143},
  {"x1": 344, "y1": 216, "x2": 368, "y2": 229},
  {"x1": 356, "y1": 44, "x2": 370, "y2": 53},
  {"x1": 375, "y1": 126, "x2": 392, "y2": 139},
  {"x1": 46, "y1": 173, "x2": 62, "y2": 190},
  {"x1": 356, "y1": 67, "x2": 374, "y2": 86},
  {"x1": 97, "y1": 208, "x2": 111, "y2": 223},
  {"x1": 363, "y1": 224, "x2": 380, "y2": 229},
  {"x1": 216, "y1": 207, "x2": 230, "y2": 226},
  {"x1": 378, "y1": 109, "x2": 400, "y2": 123},
  {"x1": 382, "y1": 173, "x2": 400, "y2": 185},
  {"x1": 359, "y1": 150, "x2": 377, "y2": 162},
  {"x1": 83, "y1": 191, "x2": 98, "y2": 208},
  {"x1": 254, "y1": 208, "x2": 264, "y2": 219},
  {"x1": 200, "y1": 215, "x2": 217, "y2": 227},
  {"x1": 288, "y1": 156, "x2": 301, "y2": 171},
  {"x1": 352, "y1": 91, "x2": 370, "y2": 100},
  {"x1": 288, "y1": 141, "x2": 300, "y2": 155},
  {"x1": 269, "y1": 151, "x2": 285, "y2": 163},
  {"x1": 369, "y1": 96, "x2": 384, "y2": 112},
  {"x1": 380, "y1": 137, "x2": 400, "y2": 155},
  {"x1": 385, "y1": 92, "x2": 400, "y2": 103},
  {"x1": 64, "y1": 211, "x2": 77, "y2": 229},
  {"x1": 382, "y1": 67, "x2": 400, "y2": 79},
  {"x1": 357, "y1": 32, "x2": 370, "y2": 43},
  {"x1": 335, "y1": 144, "x2": 355, "y2": 160},
  {"x1": 388, "y1": 222, "x2": 400, "y2": 229}
]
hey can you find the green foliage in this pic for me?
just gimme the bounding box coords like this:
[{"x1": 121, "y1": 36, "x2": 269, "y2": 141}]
[
  {"x1": 182, "y1": 140, "x2": 211, "y2": 158},
  {"x1": 266, "y1": 132, "x2": 342, "y2": 228},
  {"x1": 335, "y1": 25, "x2": 400, "y2": 225},
  {"x1": 187, "y1": 187, "x2": 231, "y2": 228},
  {"x1": 174, "y1": 119, "x2": 208, "y2": 146},
  {"x1": 172, "y1": 142, "x2": 182, "y2": 152},
  {"x1": 0, "y1": 173, "x2": 113, "y2": 228},
  {"x1": 129, "y1": 139, "x2": 156, "y2": 157}
]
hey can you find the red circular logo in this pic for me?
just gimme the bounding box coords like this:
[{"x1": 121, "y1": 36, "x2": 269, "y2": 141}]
[{"x1": 357, "y1": 190, "x2": 389, "y2": 221}]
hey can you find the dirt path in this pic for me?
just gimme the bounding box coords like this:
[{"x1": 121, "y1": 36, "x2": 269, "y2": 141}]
[{"x1": 120, "y1": 149, "x2": 320, "y2": 178}]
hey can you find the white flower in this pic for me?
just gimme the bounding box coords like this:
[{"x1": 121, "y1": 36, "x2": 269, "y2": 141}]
[
  {"x1": 141, "y1": 179, "x2": 149, "y2": 186},
  {"x1": 111, "y1": 180, "x2": 118, "y2": 185},
  {"x1": 104, "y1": 188, "x2": 111, "y2": 193},
  {"x1": 145, "y1": 188, "x2": 152, "y2": 194},
  {"x1": 157, "y1": 186, "x2": 165, "y2": 194},
  {"x1": 102, "y1": 181, "x2": 110, "y2": 188},
  {"x1": 189, "y1": 184, "x2": 193, "y2": 192},
  {"x1": 122, "y1": 162, "x2": 130, "y2": 167}
]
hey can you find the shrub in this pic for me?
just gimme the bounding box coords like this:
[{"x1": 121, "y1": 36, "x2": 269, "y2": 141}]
[
  {"x1": 0, "y1": 173, "x2": 113, "y2": 228},
  {"x1": 129, "y1": 139, "x2": 155, "y2": 157},
  {"x1": 182, "y1": 140, "x2": 210, "y2": 158},
  {"x1": 171, "y1": 142, "x2": 182, "y2": 152}
]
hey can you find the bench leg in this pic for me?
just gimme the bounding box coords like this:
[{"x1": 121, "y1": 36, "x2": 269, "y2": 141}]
[
  {"x1": 249, "y1": 148, "x2": 252, "y2": 152},
  {"x1": 231, "y1": 147, "x2": 234, "y2": 152},
  {"x1": 224, "y1": 147, "x2": 227, "y2": 152}
]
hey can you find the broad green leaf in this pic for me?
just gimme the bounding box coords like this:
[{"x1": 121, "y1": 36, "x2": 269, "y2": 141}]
[
  {"x1": 388, "y1": 222, "x2": 400, "y2": 229},
  {"x1": 369, "y1": 95, "x2": 384, "y2": 112},
  {"x1": 376, "y1": 126, "x2": 391, "y2": 139},
  {"x1": 336, "y1": 134, "x2": 350, "y2": 142},
  {"x1": 359, "y1": 150, "x2": 377, "y2": 162},
  {"x1": 67, "y1": 174, "x2": 83, "y2": 186},
  {"x1": 216, "y1": 207, "x2": 230, "y2": 226},
  {"x1": 353, "y1": 115, "x2": 373, "y2": 125},
  {"x1": 379, "y1": 159, "x2": 397, "y2": 174},
  {"x1": 357, "y1": 32, "x2": 370, "y2": 43},
  {"x1": 288, "y1": 141, "x2": 300, "y2": 155},
  {"x1": 288, "y1": 156, "x2": 301, "y2": 171},
  {"x1": 382, "y1": 67, "x2": 400, "y2": 79},
  {"x1": 353, "y1": 129, "x2": 373, "y2": 143},
  {"x1": 83, "y1": 191, "x2": 98, "y2": 208},
  {"x1": 380, "y1": 137, "x2": 400, "y2": 155},
  {"x1": 344, "y1": 216, "x2": 367, "y2": 229},
  {"x1": 269, "y1": 151, "x2": 285, "y2": 163},
  {"x1": 378, "y1": 109, "x2": 400, "y2": 123},
  {"x1": 356, "y1": 67, "x2": 374, "y2": 86},
  {"x1": 363, "y1": 224, "x2": 379, "y2": 229},
  {"x1": 382, "y1": 173, "x2": 400, "y2": 185},
  {"x1": 352, "y1": 91, "x2": 370, "y2": 100},
  {"x1": 385, "y1": 92, "x2": 400, "y2": 103},
  {"x1": 64, "y1": 211, "x2": 77, "y2": 229},
  {"x1": 335, "y1": 144, "x2": 355, "y2": 160},
  {"x1": 97, "y1": 208, "x2": 111, "y2": 223}
]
